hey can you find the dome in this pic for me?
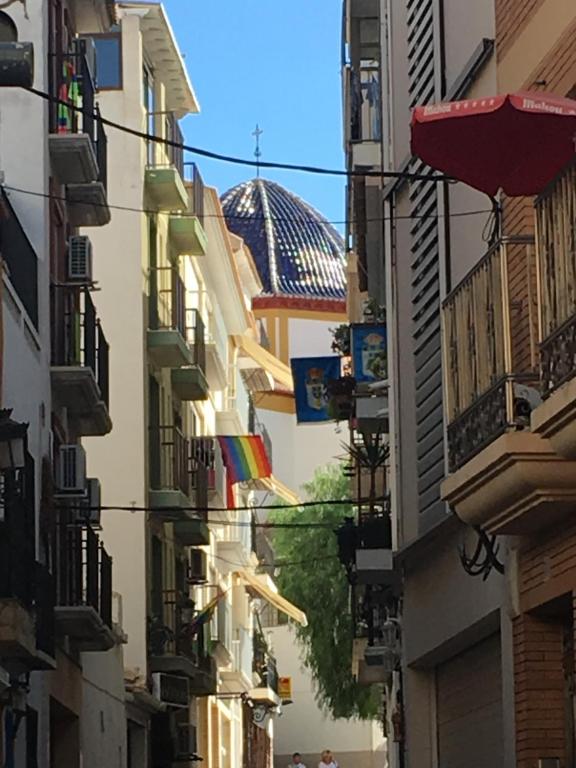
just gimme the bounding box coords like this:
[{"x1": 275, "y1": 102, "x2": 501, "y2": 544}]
[{"x1": 221, "y1": 179, "x2": 346, "y2": 300}]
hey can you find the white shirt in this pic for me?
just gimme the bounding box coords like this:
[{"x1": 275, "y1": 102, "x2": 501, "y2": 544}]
[{"x1": 319, "y1": 762, "x2": 338, "y2": 768}]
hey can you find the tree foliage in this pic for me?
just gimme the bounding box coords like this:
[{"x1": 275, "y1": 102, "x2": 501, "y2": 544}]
[{"x1": 270, "y1": 464, "x2": 379, "y2": 720}]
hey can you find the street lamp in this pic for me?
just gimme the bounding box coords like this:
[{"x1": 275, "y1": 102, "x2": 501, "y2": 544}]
[{"x1": 0, "y1": 409, "x2": 27, "y2": 470}]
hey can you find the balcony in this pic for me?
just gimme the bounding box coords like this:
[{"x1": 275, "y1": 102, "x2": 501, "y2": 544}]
[
  {"x1": 532, "y1": 160, "x2": 576, "y2": 458},
  {"x1": 0, "y1": 471, "x2": 37, "y2": 663},
  {"x1": 191, "y1": 437, "x2": 227, "y2": 507},
  {"x1": 48, "y1": 51, "x2": 110, "y2": 225},
  {"x1": 54, "y1": 525, "x2": 114, "y2": 651},
  {"x1": 147, "y1": 268, "x2": 191, "y2": 368},
  {"x1": 145, "y1": 112, "x2": 188, "y2": 211},
  {"x1": 170, "y1": 164, "x2": 207, "y2": 257},
  {"x1": 221, "y1": 627, "x2": 253, "y2": 692},
  {"x1": 205, "y1": 306, "x2": 228, "y2": 390},
  {"x1": 251, "y1": 636, "x2": 280, "y2": 707},
  {"x1": 172, "y1": 458, "x2": 210, "y2": 545},
  {"x1": 171, "y1": 311, "x2": 209, "y2": 401},
  {"x1": 210, "y1": 598, "x2": 232, "y2": 666},
  {"x1": 149, "y1": 425, "x2": 192, "y2": 512},
  {"x1": 344, "y1": 63, "x2": 382, "y2": 169},
  {"x1": 216, "y1": 368, "x2": 250, "y2": 435},
  {"x1": 441, "y1": 236, "x2": 576, "y2": 534},
  {"x1": 148, "y1": 595, "x2": 217, "y2": 695},
  {"x1": 216, "y1": 511, "x2": 253, "y2": 572},
  {"x1": 51, "y1": 286, "x2": 111, "y2": 436}
]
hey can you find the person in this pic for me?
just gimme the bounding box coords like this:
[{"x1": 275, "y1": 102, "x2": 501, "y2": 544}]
[
  {"x1": 319, "y1": 749, "x2": 338, "y2": 768},
  {"x1": 288, "y1": 753, "x2": 306, "y2": 768}
]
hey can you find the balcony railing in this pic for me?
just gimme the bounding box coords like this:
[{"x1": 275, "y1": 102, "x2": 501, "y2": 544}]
[
  {"x1": 49, "y1": 50, "x2": 107, "y2": 189},
  {"x1": 186, "y1": 309, "x2": 207, "y2": 372},
  {"x1": 150, "y1": 267, "x2": 186, "y2": 337},
  {"x1": 347, "y1": 65, "x2": 381, "y2": 143},
  {"x1": 443, "y1": 236, "x2": 538, "y2": 471},
  {"x1": 51, "y1": 286, "x2": 110, "y2": 407},
  {"x1": 0, "y1": 468, "x2": 36, "y2": 609},
  {"x1": 147, "y1": 111, "x2": 184, "y2": 179},
  {"x1": 253, "y1": 640, "x2": 279, "y2": 693},
  {"x1": 536, "y1": 160, "x2": 576, "y2": 394},
  {"x1": 150, "y1": 425, "x2": 191, "y2": 498},
  {"x1": 56, "y1": 524, "x2": 113, "y2": 629},
  {"x1": 186, "y1": 163, "x2": 205, "y2": 226},
  {"x1": 150, "y1": 591, "x2": 213, "y2": 668},
  {"x1": 191, "y1": 437, "x2": 225, "y2": 503}
]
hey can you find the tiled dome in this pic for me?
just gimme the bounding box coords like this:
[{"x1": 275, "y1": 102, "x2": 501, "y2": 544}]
[{"x1": 221, "y1": 179, "x2": 346, "y2": 300}]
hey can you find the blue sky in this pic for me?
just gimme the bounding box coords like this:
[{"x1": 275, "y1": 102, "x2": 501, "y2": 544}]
[{"x1": 162, "y1": 0, "x2": 346, "y2": 232}]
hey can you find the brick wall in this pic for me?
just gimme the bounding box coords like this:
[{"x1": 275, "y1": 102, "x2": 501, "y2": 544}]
[
  {"x1": 513, "y1": 613, "x2": 566, "y2": 768},
  {"x1": 519, "y1": 523, "x2": 576, "y2": 604}
]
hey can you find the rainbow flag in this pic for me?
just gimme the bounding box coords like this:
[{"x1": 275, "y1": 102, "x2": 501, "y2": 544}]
[{"x1": 217, "y1": 435, "x2": 272, "y2": 485}]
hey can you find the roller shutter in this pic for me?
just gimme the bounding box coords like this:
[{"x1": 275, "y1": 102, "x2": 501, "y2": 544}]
[{"x1": 436, "y1": 634, "x2": 504, "y2": 768}]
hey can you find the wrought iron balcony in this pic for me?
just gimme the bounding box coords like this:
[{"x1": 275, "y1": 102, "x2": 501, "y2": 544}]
[
  {"x1": 148, "y1": 593, "x2": 217, "y2": 695},
  {"x1": 149, "y1": 425, "x2": 192, "y2": 511},
  {"x1": 54, "y1": 524, "x2": 114, "y2": 651},
  {"x1": 171, "y1": 164, "x2": 207, "y2": 257},
  {"x1": 145, "y1": 111, "x2": 188, "y2": 211},
  {"x1": 48, "y1": 49, "x2": 110, "y2": 225},
  {"x1": 170, "y1": 310, "x2": 208, "y2": 401},
  {"x1": 442, "y1": 236, "x2": 538, "y2": 471},
  {"x1": 148, "y1": 268, "x2": 191, "y2": 368},
  {"x1": 190, "y1": 437, "x2": 226, "y2": 505},
  {"x1": 536, "y1": 160, "x2": 576, "y2": 395},
  {"x1": 51, "y1": 285, "x2": 111, "y2": 436}
]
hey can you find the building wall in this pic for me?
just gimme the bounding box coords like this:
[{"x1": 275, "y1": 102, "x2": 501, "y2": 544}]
[
  {"x1": 270, "y1": 625, "x2": 385, "y2": 768},
  {"x1": 83, "y1": 10, "x2": 149, "y2": 679}
]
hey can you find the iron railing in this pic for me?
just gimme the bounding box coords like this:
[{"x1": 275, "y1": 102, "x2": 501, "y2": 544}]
[
  {"x1": 166, "y1": 112, "x2": 184, "y2": 179},
  {"x1": 347, "y1": 64, "x2": 382, "y2": 143},
  {"x1": 49, "y1": 49, "x2": 107, "y2": 188},
  {"x1": 149, "y1": 267, "x2": 187, "y2": 337},
  {"x1": 187, "y1": 163, "x2": 205, "y2": 226},
  {"x1": 149, "y1": 591, "x2": 213, "y2": 670},
  {"x1": 536, "y1": 160, "x2": 576, "y2": 394},
  {"x1": 186, "y1": 309, "x2": 207, "y2": 372},
  {"x1": 149, "y1": 425, "x2": 191, "y2": 497},
  {"x1": 51, "y1": 286, "x2": 110, "y2": 407},
  {"x1": 442, "y1": 236, "x2": 538, "y2": 471},
  {"x1": 190, "y1": 437, "x2": 225, "y2": 504},
  {"x1": 0, "y1": 465, "x2": 36, "y2": 608},
  {"x1": 147, "y1": 111, "x2": 185, "y2": 179},
  {"x1": 56, "y1": 524, "x2": 112, "y2": 628}
]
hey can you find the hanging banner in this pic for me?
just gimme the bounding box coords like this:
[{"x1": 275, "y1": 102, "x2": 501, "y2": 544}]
[
  {"x1": 290, "y1": 356, "x2": 341, "y2": 423},
  {"x1": 351, "y1": 324, "x2": 387, "y2": 383}
]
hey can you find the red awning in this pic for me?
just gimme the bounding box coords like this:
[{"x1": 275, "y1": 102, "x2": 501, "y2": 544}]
[{"x1": 411, "y1": 91, "x2": 576, "y2": 197}]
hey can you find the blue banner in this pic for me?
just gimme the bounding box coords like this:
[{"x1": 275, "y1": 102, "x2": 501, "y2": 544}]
[
  {"x1": 351, "y1": 324, "x2": 387, "y2": 383},
  {"x1": 290, "y1": 356, "x2": 341, "y2": 423}
]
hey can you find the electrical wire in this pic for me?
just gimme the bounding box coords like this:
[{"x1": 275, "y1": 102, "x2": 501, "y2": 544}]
[
  {"x1": 1, "y1": 183, "x2": 491, "y2": 228},
  {"x1": 209, "y1": 550, "x2": 340, "y2": 570},
  {"x1": 55, "y1": 495, "x2": 377, "y2": 515},
  {"x1": 27, "y1": 85, "x2": 447, "y2": 182}
]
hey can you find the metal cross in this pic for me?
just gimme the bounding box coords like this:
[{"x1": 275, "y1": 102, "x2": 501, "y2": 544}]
[{"x1": 252, "y1": 124, "x2": 263, "y2": 178}]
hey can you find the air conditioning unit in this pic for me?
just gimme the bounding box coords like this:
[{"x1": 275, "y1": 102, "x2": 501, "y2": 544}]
[
  {"x1": 176, "y1": 724, "x2": 197, "y2": 759},
  {"x1": 151, "y1": 673, "x2": 190, "y2": 709},
  {"x1": 73, "y1": 478, "x2": 101, "y2": 525},
  {"x1": 187, "y1": 548, "x2": 207, "y2": 585},
  {"x1": 68, "y1": 236, "x2": 93, "y2": 282},
  {"x1": 56, "y1": 445, "x2": 87, "y2": 494}
]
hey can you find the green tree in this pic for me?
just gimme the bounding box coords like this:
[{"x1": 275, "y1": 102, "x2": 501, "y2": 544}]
[{"x1": 270, "y1": 464, "x2": 379, "y2": 720}]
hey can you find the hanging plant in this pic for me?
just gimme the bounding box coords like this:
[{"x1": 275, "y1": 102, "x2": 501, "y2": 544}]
[{"x1": 329, "y1": 324, "x2": 351, "y2": 357}]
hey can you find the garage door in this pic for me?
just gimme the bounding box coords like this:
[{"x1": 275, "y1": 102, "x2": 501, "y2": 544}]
[{"x1": 436, "y1": 634, "x2": 503, "y2": 768}]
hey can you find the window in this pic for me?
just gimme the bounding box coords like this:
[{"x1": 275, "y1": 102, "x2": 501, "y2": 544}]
[
  {"x1": 93, "y1": 33, "x2": 122, "y2": 89},
  {"x1": 0, "y1": 189, "x2": 39, "y2": 327}
]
